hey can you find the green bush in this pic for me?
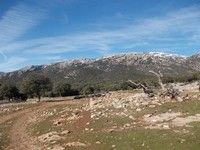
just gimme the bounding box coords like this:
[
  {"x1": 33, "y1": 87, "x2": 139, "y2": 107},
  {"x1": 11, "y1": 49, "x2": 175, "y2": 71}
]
[
  {"x1": 81, "y1": 85, "x2": 95, "y2": 95},
  {"x1": 20, "y1": 73, "x2": 52, "y2": 101},
  {"x1": 0, "y1": 84, "x2": 26, "y2": 101}
]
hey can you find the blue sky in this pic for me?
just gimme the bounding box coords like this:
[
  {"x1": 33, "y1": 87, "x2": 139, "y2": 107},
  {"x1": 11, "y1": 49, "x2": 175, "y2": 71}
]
[{"x1": 0, "y1": 0, "x2": 200, "y2": 72}]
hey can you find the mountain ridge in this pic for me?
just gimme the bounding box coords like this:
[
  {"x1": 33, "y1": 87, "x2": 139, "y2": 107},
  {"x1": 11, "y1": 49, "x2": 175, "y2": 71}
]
[
  {"x1": 0, "y1": 52, "x2": 189, "y2": 74},
  {"x1": 0, "y1": 52, "x2": 199, "y2": 89}
]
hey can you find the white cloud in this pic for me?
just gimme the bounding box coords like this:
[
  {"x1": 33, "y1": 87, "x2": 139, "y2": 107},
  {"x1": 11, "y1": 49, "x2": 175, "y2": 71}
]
[
  {"x1": 7, "y1": 5, "x2": 199, "y2": 55},
  {"x1": 0, "y1": 57, "x2": 27, "y2": 72},
  {"x1": 0, "y1": 2, "x2": 47, "y2": 47},
  {"x1": 0, "y1": 4, "x2": 200, "y2": 71}
]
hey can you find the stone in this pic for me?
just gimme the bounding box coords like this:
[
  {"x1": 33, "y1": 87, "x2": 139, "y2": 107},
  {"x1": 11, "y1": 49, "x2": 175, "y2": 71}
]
[
  {"x1": 91, "y1": 114, "x2": 96, "y2": 118},
  {"x1": 124, "y1": 123, "x2": 131, "y2": 127},
  {"x1": 149, "y1": 105, "x2": 156, "y2": 108},
  {"x1": 144, "y1": 114, "x2": 152, "y2": 118},
  {"x1": 61, "y1": 130, "x2": 71, "y2": 134},
  {"x1": 53, "y1": 121, "x2": 62, "y2": 126},
  {"x1": 108, "y1": 129, "x2": 114, "y2": 133},
  {"x1": 38, "y1": 132, "x2": 64, "y2": 143},
  {"x1": 129, "y1": 115, "x2": 134, "y2": 120},
  {"x1": 48, "y1": 145, "x2": 65, "y2": 150},
  {"x1": 180, "y1": 139, "x2": 186, "y2": 143},
  {"x1": 112, "y1": 145, "x2": 116, "y2": 148},
  {"x1": 61, "y1": 115, "x2": 66, "y2": 118},
  {"x1": 96, "y1": 141, "x2": 101, "y2": 144},
  {"x1": 162, "y1": 124, "x2": 170, "y2": 129},
  {"x1": 65, "y1": 142, "x2": 87, "y2": 147},
  {"x1": 177, "y1": 97, "x2": 183, "y2": 102}
]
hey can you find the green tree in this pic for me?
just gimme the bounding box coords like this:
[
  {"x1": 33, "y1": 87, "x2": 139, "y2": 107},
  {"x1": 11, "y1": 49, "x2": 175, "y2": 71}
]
[
  {"x1": 0, "y1": 85, "x2": 20, "y2": 101},
  {"x1": 20, "y1": 74, "x2": 52, "y2": 101},
  {"x1": 81, "y1": 85, "x2": 95, "y2": 95},
  {"x1": 54, "y1": 82, "x2": 71, "y2": 97},
  {"x1": 119, "y1": 82, "x2": 137, "y2": 90}
]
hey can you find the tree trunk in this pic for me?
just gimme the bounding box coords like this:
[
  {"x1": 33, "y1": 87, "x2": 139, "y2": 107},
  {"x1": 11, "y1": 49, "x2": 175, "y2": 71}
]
[
  {"x1": 38, "y1": 95, "x2": 41, "y2": 102},
  {"x1": 149, "y1": 70, "x2": 165, "y2": 91},
  {"x1": 59, "y1": 91, "x2": 62, "y2": 97}
]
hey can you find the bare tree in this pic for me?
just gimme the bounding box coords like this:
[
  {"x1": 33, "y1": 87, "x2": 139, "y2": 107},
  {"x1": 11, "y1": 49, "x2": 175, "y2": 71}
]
[
  {"x1": 149, "y1": 70, "x2": 165, "y2": 91},
  {"x1": 127, "y1": 80, "x2": 154, "y2": 97},
  {"x1": 198, "y1": 81, "x2": 200, "y2": 91},
  {"x1": 128, "y1": 70, "x2": 182, "y2": 100}
]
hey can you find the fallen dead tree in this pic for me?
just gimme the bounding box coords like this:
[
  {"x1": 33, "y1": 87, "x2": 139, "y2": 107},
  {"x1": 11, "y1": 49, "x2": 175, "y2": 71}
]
[
  {"x1": 149, "y1": 70, "x2": 182, "y2": 100},
  {"x1": 149, "y1": 70, "x2": 165, "y2": 91},
  {"x1": 128, "y1": 70, "x2": 182, "y2": 100},
  {"x1": 127, "y1": 80, "x2": 154, "y2": 97},
  {"x1": 160, "y1": 86, "x2": 180, "y2": 99}
]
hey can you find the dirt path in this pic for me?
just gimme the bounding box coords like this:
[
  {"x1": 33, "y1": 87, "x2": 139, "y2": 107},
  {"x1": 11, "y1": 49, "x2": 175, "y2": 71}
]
[
  {"x1": 6, "y1": 110, "x2": 40, "y2": 150},
  {"x1": 0, "y1": 105, "x2": 38, "y2": 124},
  {"x1": 74, "y1": 111, "x2": 91, "y2": 131},
  {"x1": 0, "y1": 100, "x2": 87, "y2": 150},
  {"x1": 4, "y1": 103, "x2": 48, "y2": 150}
]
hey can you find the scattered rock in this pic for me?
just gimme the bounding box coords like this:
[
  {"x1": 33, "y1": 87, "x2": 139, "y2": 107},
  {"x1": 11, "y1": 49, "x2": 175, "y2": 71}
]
[
  {"x1": 67, "y1": 114, "x2": 81, "y2": 121},
  {"x1": 162, "y1": 124, "x2": 170, "y2": 129},
  {"x1": 65, "y1": 142, "x2": 87, "y2": 147},
  {"x1": 124, "y1": 123, "x2": 131, "y2": 128},
  {"x1": 144, "y1": 114, "x2": 153, "y2": 118},
  {"x1": 129, "y1": 115, "x2": 134, "y2": 120},
  {"x1": 61, "y1": 130, "x2": 71, "y2": 134},
  {"x1": 61, "y1": 114, "x2": 66, "y2": 118},
  {"x1": 180, "y1": 139, "x2": 186, "y2": 144},
  {"x1": 96, "y1": 141, "x2": 101, "y2": 144},
  {"x1": 47, "y1": 145, "x2": 65, "y2": 150},
  {"x1": 38, "y1": 131, "x2": 64, "y2": 143},
  {"x1": 143, "y1": 112, "x2": 182, "y2": 125},
  {"x1": 112, "y1": 145, "x2": 116, "y2": 148},
  {"x1": 136, "y1": 108, "x2": 142, "y2": 112},
  {"x1": 53, "y1": 121, "x2": 62, "y2": 126},
  {"x1": 149, "y1": 105, "x2": 156, "y2": 108},
  {"x1": 50, "y1": 145, "x2": 65, "y2": 150},
  {"x1": 108, "y1": 129, "x2": 115, "y2": 133},
  {"x1": 171, "y1": 114, "x2": 200, "y2": 127}
]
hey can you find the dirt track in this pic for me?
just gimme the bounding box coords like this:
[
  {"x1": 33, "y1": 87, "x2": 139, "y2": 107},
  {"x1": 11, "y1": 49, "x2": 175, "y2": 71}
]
[{"x1": 0, "y1": 100, "x2": 86, "y2": 150}]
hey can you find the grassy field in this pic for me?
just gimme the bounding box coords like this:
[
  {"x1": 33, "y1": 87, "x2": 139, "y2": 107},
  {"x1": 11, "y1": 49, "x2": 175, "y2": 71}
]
[
  {"x1": 0, "y1": 120, "x2": 13, "y2": 150},
  {"x1": 1, "y1": 91, "x2": 200, "y2": 150},
  {"x1": 28, "y1": 95, "x2": 200, "y2": 150}
]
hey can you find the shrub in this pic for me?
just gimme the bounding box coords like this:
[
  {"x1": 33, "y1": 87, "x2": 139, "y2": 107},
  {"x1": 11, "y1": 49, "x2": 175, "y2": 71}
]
[
  {"x1": 81, "y1": 85, "x2": 95, "y2": 95},
  {"x1": 54, "y1": 82, "x2": 71, "y2": 97},
  {"x1": 0, "y1": 85, "x2": 25, "y2": 101},
  {"x1": 20, "y1": 73, "x2": 52, "y2": 101}
]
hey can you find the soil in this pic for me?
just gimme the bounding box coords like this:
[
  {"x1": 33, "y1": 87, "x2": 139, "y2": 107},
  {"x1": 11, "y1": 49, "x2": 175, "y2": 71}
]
[{"x1": 0, "y1": 100, "x2": 88, "y2": 150}]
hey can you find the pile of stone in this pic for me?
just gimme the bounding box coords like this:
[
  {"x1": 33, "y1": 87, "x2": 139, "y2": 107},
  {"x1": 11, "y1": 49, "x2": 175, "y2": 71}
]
[
  {"x1": 38, "y1": 131, "x2": 65, "y2": 143},
  {"x1": 143, "y1": 112, "x2": 200, "y2": 129},
  {"x1": 86, "y1": 92, "x2": 154, "y2": 110},
  {"x1": 65, "y1": 142, "x2": 88, "y2": 147}
]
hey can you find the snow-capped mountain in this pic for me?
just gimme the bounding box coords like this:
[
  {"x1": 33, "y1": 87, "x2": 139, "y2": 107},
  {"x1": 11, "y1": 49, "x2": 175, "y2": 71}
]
[{"x1": 0, "y1": 52, "x2": 199, "y2": 87}]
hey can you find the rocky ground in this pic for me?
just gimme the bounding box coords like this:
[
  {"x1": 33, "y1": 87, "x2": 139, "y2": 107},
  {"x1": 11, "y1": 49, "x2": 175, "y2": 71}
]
[{"x1": 1, "y1": 82, "x2": 200, "y2": 150}]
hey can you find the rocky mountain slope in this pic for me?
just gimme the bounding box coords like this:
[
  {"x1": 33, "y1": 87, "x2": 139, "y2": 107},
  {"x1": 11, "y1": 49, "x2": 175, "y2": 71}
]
[{"x1": 0, "y1": 52, "x2": 199, "y2": 88}]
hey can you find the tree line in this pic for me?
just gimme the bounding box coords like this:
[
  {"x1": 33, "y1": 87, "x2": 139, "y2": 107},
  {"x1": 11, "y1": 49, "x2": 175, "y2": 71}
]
[
  {"x1": 1, "y1": 72, "x2": 200, "y2": 102},
  {"x1": 0, "y1": 73, "x2": 96, "y2": 102}
]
